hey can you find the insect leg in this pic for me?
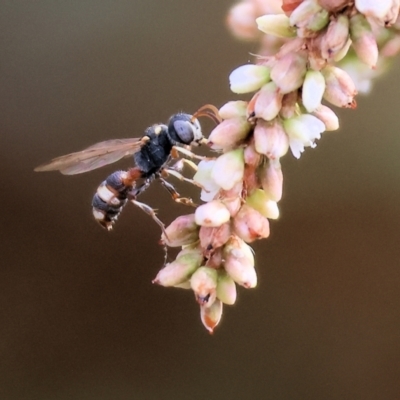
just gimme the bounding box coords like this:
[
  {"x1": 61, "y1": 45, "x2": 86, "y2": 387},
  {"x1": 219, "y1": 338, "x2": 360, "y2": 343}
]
[
  {"x1": 130, "y1": 199, "x2": 168, "y2": 265},
  {"x1": 130, "y1": 199, "x2": 167, "y2": 236},
  {"x1": 172, "y1": 146, "x2": 211, "y2": 161},
  {"x1": 163, "y1": 167, "x2": 206, "y2": 192},
  {"x1": 129, "y1": 176, "x2": 154, "y2": 198},
  {"x1": 158, "y1": 177, "x2": 197, "y2": 207},
  {"x1": 169, "y1": 158, "x2": 198, "y2": 172}
]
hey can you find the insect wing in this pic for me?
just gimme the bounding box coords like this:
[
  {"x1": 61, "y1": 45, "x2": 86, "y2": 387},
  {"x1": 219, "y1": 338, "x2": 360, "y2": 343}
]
[{"x1": 34, "y1": 138, "x2": 143, "y2": 175}]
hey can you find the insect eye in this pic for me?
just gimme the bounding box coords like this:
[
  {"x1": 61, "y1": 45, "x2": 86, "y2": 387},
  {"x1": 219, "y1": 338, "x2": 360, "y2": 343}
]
[{"x1": 173, "y1": 120, "x2": 194, "y2": 144}]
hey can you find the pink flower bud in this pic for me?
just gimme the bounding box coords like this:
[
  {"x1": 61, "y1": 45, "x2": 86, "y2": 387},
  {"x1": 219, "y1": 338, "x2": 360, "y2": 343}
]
[
  {"x1": 190, "y1": 267, "x2": 218, "y2": 307},
  {"x1": 216, "y1": 271, "x2": 237, "y2": 305},
  {"x1": 283, "y1": 114, "x2": 325, "y2": 145},
  {"x1": 193, "y1": 160, "x2": 220, "y2": 202},
  {"x1": 244, "y1": 141, "x2": 262, "y2": 167},
  {"x1": 381, "y1": 35, "x2": 400, "y2": 57},
  {"x1": 384, "y1": 0, "x2": 400, "y2": 26},
  {"x1": 161, "y1": 214, "x2": 199, "y2": 247},
  {"x1": 229, "y1": 64, "x2": 271, "y2": 94},
  {"x1": 322, "y1": 65, "x2": 357, "y2": 108},
  {"x1": 289, "y1": 0, "x2": 329, "y2": 37},
  {"x1": 355, "y1": 0, "x2": 393, "y2": 21},
  {"x1": 350, "y1": 14, "x2": 378, "y2": 68},
  {"x1": 153, "y1": 248, "x2": 203, "y2": 287},
  {"x1": 321, "y1": 15, "x2": 350, "y2": 60},
  {"x1": 199, "y1": 223, "x2": 231, "y2": 253},
  {"x1": 226, "y1": 2, "x2": 259, "y2": 40},
  {"x1": 333, "y1": 38, "x2": 352, "y2": 62},
  {"x1": 271, "y1": 51, "x2": 307, "y2": 94},
  {"x1": 253, "y1": 81, "x2": 283, "y2": 121},
  {"x1": 220, "y1": 181, "x2": 243, "y2": 217},
  {"x1": 233, "y1": 204, "x2": 270, "y2": 242},
  {"x1": 223, "y1": 236, "x2": 257, "y2": 288},
  {"x1": 256, "y1": 14, "x2": 296, "y2": 38},
  {"x1": 302, "y1": 70, "x2": 326, "y2": 112},
  {"x1": 318, "y1": 0, "x2": 353, "y2": 13},
  {"x1": 195, "y1": 200, "x2": 231, "y2": 227},
  {"x1": 246, "y1": 189, "x2": 280, "y2": 219},
  {"x1": 173, "y1": 281, "x2": 191, "y2": 289},
  {"x1": 200, "y1": 299, "x2": 223, "y2": 334},
  {"x1": 219, "y1": 101, "x2": 248, "y2": 119},
  {"x1": 311, "y1": 105, "x2": 339, "y2": 131},
  {"x1": 260, "y1": 159, "x2": 284, "y2": 202},
  {"x1": 282, "y1": 0, "x2": 306, "y2": 14},
  {"x1": 208, "y1": 118, "x2": 251, "y2": 151},
  {"x1": 254, "y1": 119, "x2": 289, "y2": 159},
  {"x1": 211, "y1": 149, "x2": 245, "y2": 191}
]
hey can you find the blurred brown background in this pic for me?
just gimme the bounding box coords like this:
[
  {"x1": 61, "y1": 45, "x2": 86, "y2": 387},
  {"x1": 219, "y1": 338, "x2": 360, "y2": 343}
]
[{"x1": 1, "y1": 1, "x2": 400, "y2": 399}]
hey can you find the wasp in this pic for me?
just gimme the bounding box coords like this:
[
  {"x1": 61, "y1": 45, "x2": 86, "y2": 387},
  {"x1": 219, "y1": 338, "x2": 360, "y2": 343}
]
[{"x1": 35, "y1": 105, "x2": 221, "y2": 232}]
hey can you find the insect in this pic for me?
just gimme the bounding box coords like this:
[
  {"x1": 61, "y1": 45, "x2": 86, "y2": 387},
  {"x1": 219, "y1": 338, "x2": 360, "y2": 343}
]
[{"x1": 35, "y1": 105, "x2": 221, "y2": 232}]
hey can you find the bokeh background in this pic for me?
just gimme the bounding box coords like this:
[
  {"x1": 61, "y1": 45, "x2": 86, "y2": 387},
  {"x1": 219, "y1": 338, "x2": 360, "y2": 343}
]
[{"x1": 2, "y1": 1, "x2": 400, "y2": 399}]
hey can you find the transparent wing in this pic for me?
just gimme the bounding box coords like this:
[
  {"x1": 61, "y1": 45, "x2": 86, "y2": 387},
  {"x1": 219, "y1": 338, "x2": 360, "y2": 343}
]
[{"x1": 34, "y1": 138, "x2": 143, "y2": 175}]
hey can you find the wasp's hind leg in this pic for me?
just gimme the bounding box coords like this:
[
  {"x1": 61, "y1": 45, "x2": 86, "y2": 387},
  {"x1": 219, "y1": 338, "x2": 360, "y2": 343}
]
[{"x1": 125, "y1": 177, "x2": 170, "y2": 265}]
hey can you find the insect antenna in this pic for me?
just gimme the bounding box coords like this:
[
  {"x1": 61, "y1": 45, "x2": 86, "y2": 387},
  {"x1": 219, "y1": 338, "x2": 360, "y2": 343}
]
[{"x1": 191, "y1": 104, "x2": 222, "y2": 125}]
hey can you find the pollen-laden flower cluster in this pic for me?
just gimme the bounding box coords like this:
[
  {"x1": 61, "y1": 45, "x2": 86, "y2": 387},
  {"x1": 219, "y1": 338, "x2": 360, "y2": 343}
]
[{"x1": 154, "y1": 0, "x2": 400, "y2": 333}]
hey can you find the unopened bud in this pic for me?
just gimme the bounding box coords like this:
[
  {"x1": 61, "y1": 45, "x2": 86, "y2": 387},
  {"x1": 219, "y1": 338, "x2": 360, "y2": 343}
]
[
  {"x1": 321, "y1": 15, "x2": 350, "y2": 60},
  {"x1": 350, "y1": 14, "x2": 378, "y2": 68},
  {"x1": 289, "y1": 0, "x2": 329, "y2": 37},
  {"x1": 302, "y1": 69, "x2": 326, "y2": 112},
  {"x1": 381, "y1": 35, "x2": 400, "y2": 57},
  {"x1": 211, "y1": 149, "x2": 245, "y2": 191},
  {"x1": 220, "y1": 181, "x2": 243, "y2": 217},
  {"x1": 153, "y1": 248, "x2": 203, "y2": 287},
  {"x1": 229, "y1": 64, "x2": 271, "y2": 94},
  {"x1": 223, "y1": 236, "x2": 257, "y2": 288},
  {"x1": 252, "y1": 81, "x2": 283, "y2": 121},
  {"x1": 311, "y1": 105, "x2": 339, "y2": 131},
  {"x1": 227, "y1": 2, "x2": 259, "y2": 40},
  {"x1": 191, "y1": 266, "x2": 218, "y2": 307},
  {"x1": 233, "y1": 204, "x2": 270, "y2": 242},
  {"x1": 199, "y1": 223, "x2": 231, "y2": 253},
  {"x1": 384, "y1": 0, "x2": 400, "y2": 26},
  {"x1": 271, "y1": 51, "x2": 307, "y2": 94},
  {"x1": 355, "y1": 0, "x2": 393, "y2": 21},
  {"x1": 161, "y1": 214, "x2": 199, "y2": 247},
  {"x1": 260, "y1": 159, "x2": 283, "y2": 202},
  {"x1": 318, "y1": 0, "x2": 354, "y2": 12},
  {"x1": 193, "y1": 160, "x2": 220, "y2": 202},
  {"x1": 254, "y1": 119, "x2": 289, "y2": 160},
  {"x1": 200, "y1": 299, "x2": 223, "y2": 334},
  {"x1": 246, "y1": 189, "x2": 280, "y2": 219},
  {"x1": 173, "y1": 281, "x2": 191, "y2": 289},
  {"x1": 322, "y1": 65, "x2": 357, "y2": 108},
  {"x1": 244, "y1": 141, "x2": 262, "y2": 167},
  {"x1": 283, "y1": 114, "x2": 325, "y2": 145},
  {"x1": 333, "y1": 38, "x2": 352, "y2": 62},
  {"x1": 256, "y1": 14, "x2": 296, "y2": 38},
  {"x1": 208, "y1": 118, "x2": 251, "y2": 151},
  {"x1": 219, "y1": 101, "x2": 248, "y2": 119},
  {"x1": 282, "y1": 0, "x2": 306, "y2": 14},
  {"x1": 216, "y1": 271, "x2": 237, "y2": 305},
  {"x1": 195, "y1": 200, "x2": 231, "y2": 227}
]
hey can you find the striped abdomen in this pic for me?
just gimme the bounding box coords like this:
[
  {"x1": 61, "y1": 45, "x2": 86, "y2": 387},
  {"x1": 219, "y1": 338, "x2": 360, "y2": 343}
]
[{"x1": 92, "y1": 170, "x2": 139, "y2": 230}]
